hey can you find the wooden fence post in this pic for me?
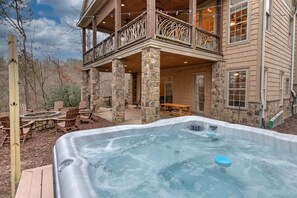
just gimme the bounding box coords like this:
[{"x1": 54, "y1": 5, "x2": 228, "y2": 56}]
[{"x1": 8, "y1": 34, "x2": 21, "y2": 198}]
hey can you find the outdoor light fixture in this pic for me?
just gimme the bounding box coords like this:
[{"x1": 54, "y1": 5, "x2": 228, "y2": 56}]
[
  {"x1": 184, "y1": 61, "x2": 188, "y2": 64},
  {"x1": 124, "y1": 65, "x2": 128, "y2": 67},
  {"x1": 102, "y1": 21, "x2": 106, "y2": 24},
  {"x1": 121, "y1": 3, "x2": 125, "y2": 7}
]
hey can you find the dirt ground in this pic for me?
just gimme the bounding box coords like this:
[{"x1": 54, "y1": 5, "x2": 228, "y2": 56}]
[
  {"x1": 273, "y1": 114, "x2": 297, "y2": 135},
  {"x1": 1, "y1": 115, "x2": 297, "y2": 198},
  {"x1": 0, "y1": 116, "x2": 113, "y2": 198}
]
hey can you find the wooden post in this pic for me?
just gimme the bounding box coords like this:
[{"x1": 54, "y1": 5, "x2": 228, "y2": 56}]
[
  {"x1": 8, "y1": 34, "x2": 21, "y2": 198},
  {"x1": 92, "y1": 16, "x2": 97, "y2": 61},
  {"x1": 189, "y1": 0, "x2": 197, "y2": 48},
  {"x1": 82, "y1": 28, "x2": 86, "y2": 63},
  {"x1": 115, "y1": 0, "x2": 121, "y2": 50},
  {"x1": 147, "y1": 0, "x2": 156, "y2": 38}
]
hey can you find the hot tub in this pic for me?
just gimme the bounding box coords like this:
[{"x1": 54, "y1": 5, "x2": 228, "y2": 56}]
[{"x1": 53, "y1": 116, "x2": 297, "y2": 198}]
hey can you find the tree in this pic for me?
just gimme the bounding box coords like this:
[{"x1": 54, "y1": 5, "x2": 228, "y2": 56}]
[{"x1": 0, "y1": 0, "x2": 32, "y2": 107}]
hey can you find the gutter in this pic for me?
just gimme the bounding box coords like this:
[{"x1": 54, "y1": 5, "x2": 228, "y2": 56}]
[
  {"x1": 259, "y1": 0, "x2": 267, "y2": 128},
  {"x1": 290, "y1": 7, "x2": 297, "y2": 114}
]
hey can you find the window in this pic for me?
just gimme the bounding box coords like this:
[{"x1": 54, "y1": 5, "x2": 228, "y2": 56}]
[
  {"x1": 289, "y1": 17, "x2": 293, "y2": 46},
  {"x1": 227, "y1": 70, "x2": 247, "y2": 108},
  {"x1": 265, "y1": 0, "x2": 272, "y2": 31},
  {"x1": 280, "y1": 73, "x2": 284, "y2": 106},
  {"x1": 196, "y1": 2, "x2": 216, "y2": 34},
  {"x1": 229, "y1": 0, "x2": 249, "y2": 43}
]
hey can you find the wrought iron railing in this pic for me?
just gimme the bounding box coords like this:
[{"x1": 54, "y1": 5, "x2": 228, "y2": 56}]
[
  {"x1": 155, "y1": 11, "x2": 191, "y2": 45},
  {"x1": 118, "y1": 12, "x2": 147, "y2": 48},
  {"x1": 83, "y1": 48, "x2": 93, "y2": 65},
  {"x1": 195, "y1": 27, "x2": 220, "y2": 53}
]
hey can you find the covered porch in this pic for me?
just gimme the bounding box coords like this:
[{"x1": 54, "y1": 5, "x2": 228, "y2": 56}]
[{"x1": 82, "y1": 49, "x2": 224, "y2": 124}]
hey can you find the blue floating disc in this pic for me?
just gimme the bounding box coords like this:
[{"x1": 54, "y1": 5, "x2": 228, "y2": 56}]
[
  {"x1": 206, "y1": 130, "x2": 216, "y2": 138},
  {"x1": 215, "y1": 156, "x2": 232, "y2": 168}
]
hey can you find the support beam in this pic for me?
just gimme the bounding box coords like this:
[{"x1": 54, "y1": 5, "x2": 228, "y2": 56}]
[
  {"x1": 90, "y1": 67, "x2": 100, "y2": 113},
  {"x1": 146, "y1": 0, "x2": 156, "y2": 38},
  {"x1": 141, "y1": 47, "x2": 160, "y2": 123},
  {"x1": 189, "y1": 0, "x2": 197, "y2": 48},
  {"x1": 115, "y1": 0, "x2": 121, "y2": 51},
  {"x1": 92, "y1": 16, "x2": 97, "y2": 61},
  {"x1": 81, "y1": 70, "x2": 90, "y2": 108},
  {"x1": 112, "y1": 59, "x2": 125, "y2": 123}
]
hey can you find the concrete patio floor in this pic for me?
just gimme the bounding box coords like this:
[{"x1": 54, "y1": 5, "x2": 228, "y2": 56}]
[{"x1": 96, "y1": 105, "x2": 174, "y2": 124}]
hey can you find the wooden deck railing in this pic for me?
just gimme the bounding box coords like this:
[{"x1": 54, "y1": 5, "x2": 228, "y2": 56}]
[
  {"x1": 155, "y1": 11, "x2": 191, "y2": 45},
  {"x1": 118, "y1": 12, "x2": 147, "y2": 48},
  {"x1": 83, "y1": 11, "x2": 221, "y2": 66},
  {"x1": 196, "y1": 27, "x2": 220, "y2": 53}
]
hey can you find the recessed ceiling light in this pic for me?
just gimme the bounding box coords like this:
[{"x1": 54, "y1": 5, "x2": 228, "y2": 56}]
[
  {"x1": 121, "y1": 3, "x2": 125, "y2": 7},
  {"x1": 129, "y1": 71, "x2": 131, "y2": 72},
  {"x1": 184, "y1": 61, "x2": 188, "y2": 64},
  {"x1": 102, "y1": 21, "x2": 106, "y2": 24},
  {"x1": 234, "y1": 73, "x2": 239, "y2": 76}
]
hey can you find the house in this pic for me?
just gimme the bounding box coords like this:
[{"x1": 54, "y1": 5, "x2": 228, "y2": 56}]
[{"x1": 77, "y1": 0, "x2": 297, "y2": 127}]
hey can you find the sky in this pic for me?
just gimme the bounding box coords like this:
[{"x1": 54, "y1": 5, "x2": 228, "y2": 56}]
[{"x1": 0, "y1": 0, "x2": 83, "y2": 60}]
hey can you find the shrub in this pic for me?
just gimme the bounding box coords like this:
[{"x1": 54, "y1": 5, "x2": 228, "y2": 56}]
[{"x1": 42, "y1": 85, "x2": 81, "y2": 109}]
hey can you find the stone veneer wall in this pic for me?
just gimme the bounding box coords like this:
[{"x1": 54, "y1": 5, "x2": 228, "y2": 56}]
[
  {"x1": 81, "y1": 70, "x2": 90, "y2": 108},
  {"x1": 90, "y1": 67, "x2": 100, "y2": 113},
  {"x1": 112, "y1": 59, "x2": 125, "y2": 123},
  {"x1": 141, "y1": 47, "x2": 160, "y2": 124}
]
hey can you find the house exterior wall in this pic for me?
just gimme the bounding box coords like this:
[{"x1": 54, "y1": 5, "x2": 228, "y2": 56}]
[
  {"x1": 264, "y1": 0, "x2": 293, "y2": 120},
  {"x1": 161, "y1": 65, "x2": 212, "y2": 117}
]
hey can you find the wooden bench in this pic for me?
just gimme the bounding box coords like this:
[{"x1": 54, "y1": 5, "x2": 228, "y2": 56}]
[
  {"x1": 161, "y1": 103, "x2": 192, "y2": 116},
  {"x1": 15, "y1": 165, "x2": 54, "y2": 198}
]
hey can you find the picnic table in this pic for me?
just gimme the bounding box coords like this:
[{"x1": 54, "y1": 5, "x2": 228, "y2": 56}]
[{"x1": 161, "y1": 103, "x2": 192, "y2": 116}]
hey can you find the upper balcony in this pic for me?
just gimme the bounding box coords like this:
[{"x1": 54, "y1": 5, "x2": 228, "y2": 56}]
[{"x1": 78, "y1": 0, "x2": 222, "y2": 66}]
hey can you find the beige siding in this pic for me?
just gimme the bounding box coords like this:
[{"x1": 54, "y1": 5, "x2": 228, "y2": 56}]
[
  {"x1": 265, "y1": 0, "x2": 292, "y2": 119},
  {"x1": 222, "y1": 0, "x2": 260, "y2": 102},
  {"x1": 161, "y1": 65, "x2": 212, "y2": 117}
]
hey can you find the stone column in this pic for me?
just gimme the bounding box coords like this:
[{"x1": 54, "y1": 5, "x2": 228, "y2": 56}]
[
  {"x1": 90, "y1": 67, "x2": 100, "y2": 113},
  {"x1": 112, "y1": 59, "x2": 125, "y2": 123},
  {"x1": 141, "y1": 47, "x2": 160, "y2": 123},
  {"x1": 81, "y1": 70, "x2": 90, "y2": 108},
  {"x1": 211, "y1": 61, "x2": 225, "y2": 119}
]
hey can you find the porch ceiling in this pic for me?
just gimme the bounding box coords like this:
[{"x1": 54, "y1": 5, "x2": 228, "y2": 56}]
[{"x1": 96, "y1": 51, "x2": 214, "y2": 73}]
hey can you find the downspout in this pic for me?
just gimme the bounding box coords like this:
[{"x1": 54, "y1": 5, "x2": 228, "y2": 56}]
[
  {"x1": 290, "y1": 7, "x2": 297, "y2": 115},
  {"x1": 260, "y1": 0, "x2": 267, "y2": 128}
]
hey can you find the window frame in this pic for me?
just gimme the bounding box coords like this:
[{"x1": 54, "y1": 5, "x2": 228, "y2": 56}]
[
  {"x1": 228, "y1": 0, "x2": 250, "y2": 44},
  {"x1": 265, "y1": 0, "x2": 272, "y2": 32},
  {"x1": 226, "y1": 69, "x2": 248, "y2": 109}
]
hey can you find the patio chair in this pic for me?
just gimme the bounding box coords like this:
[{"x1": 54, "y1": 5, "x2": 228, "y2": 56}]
[
  {"x1": 79, "y1": 101, "x2": 88, "y2": 110},
  {"x1": 20, "y1": 103, "x2": 33, "y2": 115},
  {"x1": 54, "y1": 101, "x2": 64, "y2": 111},
  {"x1": 53, "y1": 108, "x2": 80, "y2": 134},
  {"x1": 0, "y1": 116, "x2": 34, "y2": 147},
  {"x1": 79, "y1": 105, "x2": 97, "y2": 123}
]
